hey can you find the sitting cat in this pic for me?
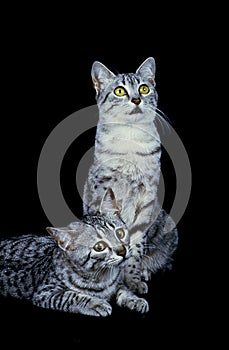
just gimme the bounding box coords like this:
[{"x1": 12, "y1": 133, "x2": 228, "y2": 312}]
[
  {"x1": 83, "y1": 57, "x2": 178, "y2": 296},
  {"x1": 0, "y1": 188, "x2": 148, "y2": 316}
]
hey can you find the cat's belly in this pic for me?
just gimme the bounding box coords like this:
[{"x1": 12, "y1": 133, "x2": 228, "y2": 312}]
[{"x1": 84, "y1": 157, "x2": 160, "y2": 224}]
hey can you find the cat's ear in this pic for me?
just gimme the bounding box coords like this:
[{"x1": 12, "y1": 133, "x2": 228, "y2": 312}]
[
  {"x1": 91, "y1": 61, "x2": 116, "y2": 97},
  {"x1": 99, "y1": 188, "x2": 120, "y2": 216},
  {"x1": 46, "y1": 226, "x2": 81, "y2": 251},
  {"x1": 136, "y1": 57, "x2": 156, "y2": 85}
]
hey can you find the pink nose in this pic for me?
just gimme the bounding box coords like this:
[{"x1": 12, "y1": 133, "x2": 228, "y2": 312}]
[
  {"x1": 116, "y1": 246, "x2": 126, "y2": 257},
  {"x1": 131, "y1": 97, "x2": 141, "y2": 105}
]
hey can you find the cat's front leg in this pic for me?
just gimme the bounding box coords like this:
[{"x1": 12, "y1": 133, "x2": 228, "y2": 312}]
[
  {"x1": 124, "y1": 254, "x2": 148, "y2": 294},
  {"x1": 33, "y1": 287, "x2": 112, "y2": 317},
  {"x1": 116, "y1": 286, "x2": 149, "y2": 313},
  {"x1": 124, "y1": 229, "x2": 148, "y2": 294}
]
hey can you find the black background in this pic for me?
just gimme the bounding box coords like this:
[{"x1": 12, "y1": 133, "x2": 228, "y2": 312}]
[{"x1": 0, "y1": 7, "x2": 215, "y2": 349}]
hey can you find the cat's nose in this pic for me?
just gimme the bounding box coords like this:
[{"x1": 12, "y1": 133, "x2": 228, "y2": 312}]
[
  {"x1": 131, "y1": 97, "x2": 141, "y2": 105},
  {"x1": 116, "y1": 245, "x2": 126, "y2": 257}
]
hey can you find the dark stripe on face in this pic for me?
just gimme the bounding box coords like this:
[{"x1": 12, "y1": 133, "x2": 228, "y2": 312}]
[
  {"x1": 96, "y1": 231, "x2": 104, "y2": 239},
  {"x1": 102, "y1": 92, "x2": 111, "y2": 104},
  {"x1": 127, "y1": 73, "x2": 138, "y2": 86},
  {"x1": 80, "y1": 251, "x2": 92, "y2": 266},
  {"x1": 127, "y1": 74, "x2": 133, "y2": 85}
]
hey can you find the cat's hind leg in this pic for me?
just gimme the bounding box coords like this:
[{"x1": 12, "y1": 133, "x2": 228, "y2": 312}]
[{"x1": 142, "y1": 209, "x2": 179, "y2": 280}]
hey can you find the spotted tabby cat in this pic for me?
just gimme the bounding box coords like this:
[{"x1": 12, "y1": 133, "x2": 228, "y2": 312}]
[
  {"x1": 0, "y1": 188, "x2": 149, "y2": 316},
  {"x1": 83, "y1": 57, "x2": 178, "y2": 303}
]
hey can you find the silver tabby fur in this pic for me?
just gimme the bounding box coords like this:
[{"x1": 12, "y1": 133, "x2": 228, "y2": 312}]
[
  {"x1": 0, "y1": 189, "x2": 149, "y2": 316},
  {"x1": 83, "y1": 57, "x2": 178, "y2": 307}
]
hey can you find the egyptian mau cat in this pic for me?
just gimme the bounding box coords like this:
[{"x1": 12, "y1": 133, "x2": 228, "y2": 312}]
[
  {"x1": 83, "y1": 57, "x2": 178, "y2": 299},
  {"x1": 0, "y1": 188, "x2": 149, "y2": 316}
]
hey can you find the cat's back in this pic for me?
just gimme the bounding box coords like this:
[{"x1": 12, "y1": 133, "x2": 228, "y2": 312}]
[
  {"x1": 0, "y1": 234, "x2": 55, "y2": 266},
  {"x1": 0, "y1": 234, "x2": 55, "y2": 299}
]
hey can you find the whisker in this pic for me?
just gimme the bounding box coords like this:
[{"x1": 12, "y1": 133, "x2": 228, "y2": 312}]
[
  {"x1": 155, "y1": 109, "x2": 172, "y2": 135},
  {"x1": 156, "y1": 107, "x2": 172, "y2": 125},
  {"x1": 93, "y1": 263, "x2": 107, "y2": 280},
  {"x1": 143, "y1": 243, "x2": 155, "y2": 249}
]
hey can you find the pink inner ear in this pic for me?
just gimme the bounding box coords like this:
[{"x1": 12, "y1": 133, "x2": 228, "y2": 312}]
[
  {"x1": 58, "y1": 239, "x2": 73, "y2": 251},
  {"x1": 93, "y1": 77, "x2": 101, "y2": 92},
  {"x1": 114, "y1": 210, "x2": 121, "y2": 217}
]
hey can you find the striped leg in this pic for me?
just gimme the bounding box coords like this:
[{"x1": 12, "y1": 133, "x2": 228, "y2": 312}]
[{"x1": 33, "y1": 286, "x2": 112, "y2": 317}]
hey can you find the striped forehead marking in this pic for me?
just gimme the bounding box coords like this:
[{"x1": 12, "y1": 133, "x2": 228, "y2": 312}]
[{"x1": 121, "y1": 73, "x2": 140, "y2": 86}]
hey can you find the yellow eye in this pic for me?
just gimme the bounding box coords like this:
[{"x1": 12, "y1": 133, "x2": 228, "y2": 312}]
[
  {"x1": 93, "y1": 241, "x2": 107, "y2": 252},
  {"x1": 116, "y1": 228, "x2": 125, "y2": 240},
  {"x1": 114, "y1": 86, "x2": 127, "y2": 97},
  {"x1": 139, "y1": 84, "x2": 150, "y2": 95}
]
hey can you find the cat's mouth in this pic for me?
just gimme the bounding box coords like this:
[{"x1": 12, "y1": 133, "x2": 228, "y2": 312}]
[{"x1": 129, "y1": 106, "x2": 143, "y2": 115}]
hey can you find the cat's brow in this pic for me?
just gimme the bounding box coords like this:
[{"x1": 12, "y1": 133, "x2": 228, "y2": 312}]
[
  {"x1": 102, "y1": 92, "x2": 111, "y2": 104},
  {"x1": 96, "y1": 230, "x2": 104, "y2": 239}
]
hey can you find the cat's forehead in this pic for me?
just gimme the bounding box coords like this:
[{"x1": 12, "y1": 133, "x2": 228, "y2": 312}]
[{"x1": 114, "y1": 73, "x2": 142, "y2": 87}]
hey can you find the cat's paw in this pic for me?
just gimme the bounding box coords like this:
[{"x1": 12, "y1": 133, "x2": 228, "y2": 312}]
[
  {"x1": 127, "y1": 297, "x2": 149, "y2": 313},
  {"x1": 126, "y1": 280, "x2": 148, "y2": 294},
  {"x1": 116, "y1": 290, "x2": 149, "y2": 313},
  {"x1": 142, "y1": 267, "x2": 151, "y2": 282},
  {"x1": 89, "y1": 299, "x2": 112, "y2": 317},
  {"x1": 137, "y1": 281, "x2": 148, "y2": 294}
]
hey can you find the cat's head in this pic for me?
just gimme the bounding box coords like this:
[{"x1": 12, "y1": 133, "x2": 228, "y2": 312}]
[
  {"x1": 91, "y1": 57, "x2": 158, "y2": 121},
  {"x1": 46, "y1": 188, "x2": 129, "y2": 272}
]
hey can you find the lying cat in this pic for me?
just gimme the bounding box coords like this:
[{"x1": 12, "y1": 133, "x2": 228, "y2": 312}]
[{"x1": 0, "y1": 188, "x2": 148, "y2": 316}]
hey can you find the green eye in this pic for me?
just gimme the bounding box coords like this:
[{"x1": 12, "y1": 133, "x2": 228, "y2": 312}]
[
  {"x1": 139, "y1": 84, "x2": 150, "y2": 95},
  {"x1": 116, "y1": 228, "x2": 125, "y2": 240},
  {"x1": 114, "y1": 86, "x2": 127, "y2": 97},
  {"x1": 94, "y1": 241, "x2": 107, "y2": 252}
]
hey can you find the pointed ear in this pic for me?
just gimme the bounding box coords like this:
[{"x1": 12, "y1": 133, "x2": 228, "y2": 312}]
[
  {"x1": 136, "y1": 57, "x2": 156, "y2": 85},
  {"x1": 46, "y1": 226, "x2": 79, "y2": 251},
  {"x1": 91, "y1": 61, "x2": 116, "y2": 97},
  {"x1": 99, "y1": 188, "x2": 120, "y2": 216}
]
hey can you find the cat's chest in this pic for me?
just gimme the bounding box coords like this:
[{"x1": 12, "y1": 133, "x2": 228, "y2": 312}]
[
  {"x1": 95, "y1": 123, "x2": 160, "y2": 175},
  {"x1": 97, "y1": 123, "x2": 158, "y2": 153}
]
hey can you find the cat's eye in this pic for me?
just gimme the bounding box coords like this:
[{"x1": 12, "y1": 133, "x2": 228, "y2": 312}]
[
  {"x1": 114, "y1": 86, "x2": 127, "y2": 97},
  {"x1": 116, "y1": 228, "x2": 125, "y2": 240},
  {"x1": 93, "y1": 241, "x2": 107, "y2": 252},
  {"x1": 139, "y1": 84, "x2": 150, "y2": 95}
]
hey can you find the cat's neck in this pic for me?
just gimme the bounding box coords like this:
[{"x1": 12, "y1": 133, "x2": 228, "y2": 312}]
[
  {"x1": 95, "y1": 114, "x2": 160, "y2": 156},
  {"x1": 54, "y1": 249, "x2": 122, "y2": 290}
]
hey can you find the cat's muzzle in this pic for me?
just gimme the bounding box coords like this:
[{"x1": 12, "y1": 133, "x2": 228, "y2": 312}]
[{"x1": 130, "y1": 106, "x2": 142, "y2": 115}]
